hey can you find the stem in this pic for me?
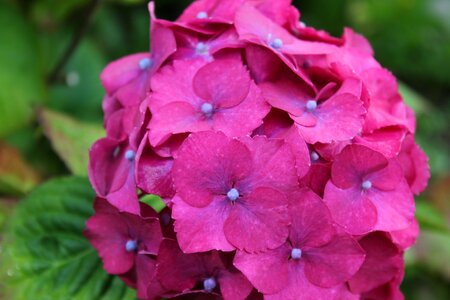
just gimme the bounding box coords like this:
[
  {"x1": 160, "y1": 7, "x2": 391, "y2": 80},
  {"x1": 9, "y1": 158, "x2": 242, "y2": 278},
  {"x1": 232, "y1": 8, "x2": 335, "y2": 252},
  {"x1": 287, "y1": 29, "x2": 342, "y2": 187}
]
[{"x1": 47, "y1": 0, "x2": 102, "y2": 84}]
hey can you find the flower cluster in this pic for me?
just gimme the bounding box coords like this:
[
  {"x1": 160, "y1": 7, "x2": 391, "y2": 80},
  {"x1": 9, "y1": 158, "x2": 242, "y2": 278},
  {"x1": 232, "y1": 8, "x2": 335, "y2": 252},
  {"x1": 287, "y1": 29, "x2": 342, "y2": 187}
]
[{"x1": 85, "y1": 0, "x2": 429, "y2": 299}]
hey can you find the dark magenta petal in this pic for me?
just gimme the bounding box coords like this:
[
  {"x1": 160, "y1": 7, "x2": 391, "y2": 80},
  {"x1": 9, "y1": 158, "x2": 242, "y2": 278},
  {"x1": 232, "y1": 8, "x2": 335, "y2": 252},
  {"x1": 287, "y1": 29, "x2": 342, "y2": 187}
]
[
  {"x1": 233, "y1": 243, "x2": 290, "y2": 294},
  {"x1": 348, "y1": 232, "x2": 403, "y2": 293},
  {"x1": 323, "y1": 181, "x2": 378, "y2": 235},
  {"x1": 135, "y1": 254, "x2": 157, "y2": 299},
  {"x1": 224, "y1": 187, "x2": 290, "y2": 252},
  {"x1": 283, "y1": 126, "x2": 310, "y2": 178},
  {"x1": 172, "y1": 195, "x2": 234, "y2": 252},
  {"x1": 331, "y1": 144, "x2": 388, "y2": 189},
  {"x1": 288, "y1": 188, "x2": 335, "y2": 248},
  {"x1": 354, "y1": 126, "x2": 406, "y2": 158},
  {"x1": 218, "y1": 268, "x2": 253, "y2": 300},
  {"x1": 173, "y1": 131, "x2": 252, "y2": 208},
  {"x1": 193, "y1": 57, "x2": 250, "y2": 107},
  {"x1": 303, "y1": 234, "x2": 365, "y2": 288},
  {"x1": 85, "y1": 213, "x2": 134, "y2": 274}
]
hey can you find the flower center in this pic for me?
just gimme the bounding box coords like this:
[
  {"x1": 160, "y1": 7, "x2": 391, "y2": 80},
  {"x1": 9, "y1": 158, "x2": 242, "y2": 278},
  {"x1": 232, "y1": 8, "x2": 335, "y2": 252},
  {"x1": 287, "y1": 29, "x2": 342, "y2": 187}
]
[
  {"x1": 306, "y1": 100, "x2": 317, "y2": 112},
  {"x1": 196, "y1": 42, "x2": 209, "y2": 56},
  {"x1": 269, "y1": 38, "x2": 283, "y2": 50},
  {"x1": 201, "y1": 102, "x2": 214, "y2": 116},
  {"x1": 125, "y1": 150, "x2": 135, "y2": 161},
  {"x1": 291, "y1": 248, "x2": 302, "y2": 260},
  {"x1": 139, "y1": 58, "x2": 152, "y2": 70},
  {"x1": 125, "y1": 239, "x2": 138, "y2": 252},
  {"x1": 310, "y1": 151, "x2": 320, "y2": 162},
  {"x1": 362, "y1": 180, "x2": 372, "y2": 190},
  {"x1": 203, "y1": 277, "x2": 216, "y2": 292},
  {"x1": 196, "y1": 11, "x2": 208, "y2": 19},
  {"x1": 227, "y1": 188, "x2": 239, "y2": 201}
]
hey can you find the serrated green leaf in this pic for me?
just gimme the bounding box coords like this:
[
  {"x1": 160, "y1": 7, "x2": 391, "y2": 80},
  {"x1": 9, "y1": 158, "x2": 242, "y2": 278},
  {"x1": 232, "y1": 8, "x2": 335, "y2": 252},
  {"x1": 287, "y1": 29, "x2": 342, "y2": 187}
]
[
  {"x1": 1, "y1": 177, "x2": 136, "y2": 300},
  {"x1": 0, "y1": 3, "x2": 46, "y2": 138},
  {"x1": 39, "y1": 110, "x2": 104, "y2": 176}
]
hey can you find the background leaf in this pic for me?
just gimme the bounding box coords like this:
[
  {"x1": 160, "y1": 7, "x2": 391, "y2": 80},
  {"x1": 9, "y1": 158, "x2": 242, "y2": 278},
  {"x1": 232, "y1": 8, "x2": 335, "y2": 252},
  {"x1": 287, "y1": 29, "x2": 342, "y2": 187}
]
[
  {"x1": 0, "y1": 176, "x2": 136, "y2": 300},
  {"x1": 0, "y1": 2, "x2": 46, "y2": 138},
  {"x1": 39, "y1": 109, "x2": 104, "y2": 176}
]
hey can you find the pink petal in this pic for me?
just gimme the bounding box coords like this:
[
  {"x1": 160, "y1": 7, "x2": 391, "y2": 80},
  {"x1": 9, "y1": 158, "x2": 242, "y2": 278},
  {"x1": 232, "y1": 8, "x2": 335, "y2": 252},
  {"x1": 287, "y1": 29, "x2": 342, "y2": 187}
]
[
  {"x1": 193, "y1": 57, "x2": 251, "y2": 107},
  {"x1": 369, "y1": 180, "x2": 415, "y2": 232},
  {"x1": 354, "y1": 126, "x2": 406, "y2": 158},
  {"x1": 135, "y1": 254, "x2": 157, "y2": 299},
  {"x1": 390, "y1": 219, "x2": 419, "y2": 250},
  {"x1": 348, "y1": 232, "x2": 403, "y2": 293},
  {"x1": 218, "y1": 268, "x2": 253, "y2": 300},
  {"x1": 304, "y1": 234, "x2": 365, "y2": 288},
  {"x1": 366, "y1": 159, "x2": 404, "y2": 191},
  {"x1": 173, "y1": 131, "x2": 252, "y2": 208},
  {"x1": 331, "y1": 144, "x2": 388, "y2": 189},
  {"x1": 233, "y1": 243, "x2": 290, "y2": 294},
  {"x1": 224, "y1": 187, "x2": 290, "y2": 252},
  {"x1": 323, "y1": 182, "x2": 378, "y2": 235},
  {"x1": 172, "y1": 195, "x2": 234, "y2": 253},
  {"x1": 293, "y1": 93, "x2": 365, "y2": 144},
  {"x1": 245, "y1": 45, "x2": 285, "y2": 83},
  {"x1": 84, "y1": 213, "x2": 134, "y2": 274},
  {"x1": 289, "y1": 188, "x2": 335, "y2": 248},
  {"x1": 283, "y1": 127, "x2": 310, "y2": 178},
  {"x1": 239, "y1": 136, "x2": 299, "y2": 195},
  {"x1": 299, "y1": 162, "x2": 331, "y2": 197}
]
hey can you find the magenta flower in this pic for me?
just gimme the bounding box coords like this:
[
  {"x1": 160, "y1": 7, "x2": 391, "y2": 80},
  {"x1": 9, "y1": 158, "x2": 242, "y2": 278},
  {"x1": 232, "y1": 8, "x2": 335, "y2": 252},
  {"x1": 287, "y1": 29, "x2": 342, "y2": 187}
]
[
  {"x1": 324, "y1": 144, "x2": 415, "y2": 234},
  {"x1": 234, "y1": 188, "x2": 365, "y2": 299},
  {"x1": 260, "y1": 75, "x2": 366, "y2": 143},
  {"x1": 84, "y1": 198, "x2": 162, "y2": 275},
  {"x1": 154, "y1": 239, "x2": 252, "y2": 300},
  {"x1": 348, "y1": 232, "x2": 403, "y2": 294},
  {"x1": 148, "y1": 55, "x2": 270, "y2": 146},
  {"x1": 171, "y1": 131, "x2": 298, "y2": 252}
]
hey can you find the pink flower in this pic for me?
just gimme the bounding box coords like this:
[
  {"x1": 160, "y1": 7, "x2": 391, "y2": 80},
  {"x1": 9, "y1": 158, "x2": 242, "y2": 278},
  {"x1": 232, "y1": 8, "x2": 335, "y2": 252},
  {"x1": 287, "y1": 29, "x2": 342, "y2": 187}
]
[
  {"x1": 234, "y1": 188, "x2": 365, "y2": 299},
  {"x1": 84, "y1": 198, "x2": 162, "y2": 275},
  {"x1": 171, "y1": 131, "x2": 298, "y2": 252},
  {"x1": 148, "y1": 55, "x2": 270, "y2": 146},
  {"x1": 324, "y1": 144, "x2": 415, "y2": 234},
  {"x1": 260, "y1": 74, "x2": 366, "y2": 143},
  {"x1": 154, "y1": 239, "x2": 253, "y2": 300}
]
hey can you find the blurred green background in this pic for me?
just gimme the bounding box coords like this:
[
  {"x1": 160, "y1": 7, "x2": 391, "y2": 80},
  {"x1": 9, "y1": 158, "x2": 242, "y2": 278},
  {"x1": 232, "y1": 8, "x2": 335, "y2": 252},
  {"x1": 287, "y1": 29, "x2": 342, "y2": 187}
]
[{"x1": 0, "y1": 0, "x2": 449, "y2": 299}]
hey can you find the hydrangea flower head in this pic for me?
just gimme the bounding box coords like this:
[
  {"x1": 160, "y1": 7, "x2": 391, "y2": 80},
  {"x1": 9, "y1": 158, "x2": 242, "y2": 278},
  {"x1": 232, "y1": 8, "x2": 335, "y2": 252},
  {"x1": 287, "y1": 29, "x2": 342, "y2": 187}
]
[{"x1": 86, "y1": 0, "x2": 429, "y2": 299}]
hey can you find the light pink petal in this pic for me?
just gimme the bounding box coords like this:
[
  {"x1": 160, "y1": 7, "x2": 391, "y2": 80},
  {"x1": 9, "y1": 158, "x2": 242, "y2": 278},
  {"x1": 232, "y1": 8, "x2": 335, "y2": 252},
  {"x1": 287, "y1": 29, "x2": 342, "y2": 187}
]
[
  {"x1": 289, "y1": 188, "x2": 335, "y2": 248},
  {"x1": 370, "y1": 180, "x2": 415, "y2": 232},
  {"x1": 304, "y1": 234, "x2": 365, "y2": 288},
  {"x1": 172, "y1": 196, "x2": 234, "y2": 253},
  {"x1": 348, "y1": 232, "x2": 403, "y2": 293},
  {"x1": 331, "y1": 144, "x2": 388, "y2": 189},
  {"x1": 397, "y1": 134, "x2": 430, "y2": 195},
  {"x1": 149, "y1": 59, "x2": 207, "y2": 111},
  {"x1": 193, "y1": 57, "x2": 251, "y2": 107},
  {"x1": 148, "y1": 102, "x2": 209, "y2": 147},
  {"x1": 366, "y1": 159, "x2": 404, "y2": 191},
  {"x1": 173, "y1": 131, "x2": 252, "y2": 207},
  {"x1": 239, "y1": 136, "x2": 298, "y2": 195},
  {"x1": 265, "y1": 263, "x2": 344, "y2": 300},
  {"x1": 233, "y1": 243, "x2": 290, "y2": 294},
  {"x1": 212, "y1": 82, "x2": 270, "y2": 137},
  {"x1": 100, "y1": 53, "x2": 149, "y2": 95},
  {"x1": 324, "y1": 182, "x2": 378, "y2": 235},
  {"x1": 224, "y1": 187, "x2": 290, "y2": 252},
  {"x1": 293, "y1": 93, "x2": 365, "y2": 144},
  {"x1": 259, "y1": 77, "x2": 312, "y2": 116}
]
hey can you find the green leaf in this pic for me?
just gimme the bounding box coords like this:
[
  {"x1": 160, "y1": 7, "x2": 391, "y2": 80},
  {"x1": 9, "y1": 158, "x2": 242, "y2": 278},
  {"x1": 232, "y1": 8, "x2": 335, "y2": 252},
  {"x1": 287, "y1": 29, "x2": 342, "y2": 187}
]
[
  {"x1": 39, "y1": 109, "x2": 104, "y2": 176},
  {"x1": 0, "y1": 3, "x2": 46, "y2": 138},
  {"x1": 1, "y1": 177, "x2": 136, "y2": 300},
  {"x1": 140, "y1": 194, "x2": 166, "y2": 212}
]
